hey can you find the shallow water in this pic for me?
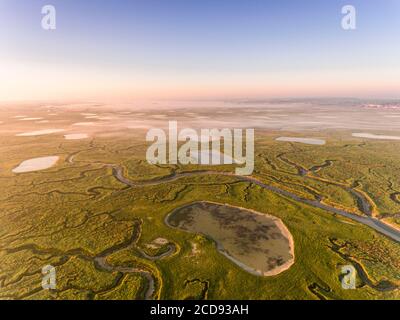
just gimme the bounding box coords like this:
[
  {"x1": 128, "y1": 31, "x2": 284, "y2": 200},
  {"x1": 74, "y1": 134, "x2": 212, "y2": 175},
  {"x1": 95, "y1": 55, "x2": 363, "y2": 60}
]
[
  {"x1": 352, "y1": 133, "x2": 400, "y2": 140},
  {"x1": 12, "y1": 156, "x2": 59, "y2": 173},
  {"x1": 19, "y1": 117, "x2": 43, "y2": 121},
  {"x1": 16, "y1": 129, "x2": 65, "y2": 136},
  {"x1": 64, "y1": 133, "x2": 89, "y2": 140},
  {"x1": 276, "y1": 137, "x2": 326, "y2": 145},
  {"x1": 97, "y1": 116, "x2": 114, "y2": 120},
  {"x1": 72, "y1": 122, "x2": 95, "y2": 126},
  {"x1": 151, "y1": 114, "x2": 168, "y2": 119},
  {"x1": 166, "y1": 202, "x2": 294, "y2": 276}
]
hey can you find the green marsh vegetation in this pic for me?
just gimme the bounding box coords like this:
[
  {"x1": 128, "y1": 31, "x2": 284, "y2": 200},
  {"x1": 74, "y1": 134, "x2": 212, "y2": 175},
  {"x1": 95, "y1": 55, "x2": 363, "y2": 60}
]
[{"x1": 0, "y1": 110, "x2": 399, "y2": 300}]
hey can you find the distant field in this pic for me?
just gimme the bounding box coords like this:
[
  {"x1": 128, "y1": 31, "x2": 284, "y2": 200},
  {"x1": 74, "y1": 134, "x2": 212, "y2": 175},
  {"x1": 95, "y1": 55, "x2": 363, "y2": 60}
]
[{"x1": 1, "y1": 103, "x2": 400, "y2": 300}]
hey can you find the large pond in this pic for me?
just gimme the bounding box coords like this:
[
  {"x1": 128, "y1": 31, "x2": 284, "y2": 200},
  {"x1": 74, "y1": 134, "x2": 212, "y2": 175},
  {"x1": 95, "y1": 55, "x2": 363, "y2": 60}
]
[
  {"x1": 12, "y1": 156, "x2": 59, "y2": 173},
  {"x1": 166, "y1": 202, "x2": 294, "y2": 276}
]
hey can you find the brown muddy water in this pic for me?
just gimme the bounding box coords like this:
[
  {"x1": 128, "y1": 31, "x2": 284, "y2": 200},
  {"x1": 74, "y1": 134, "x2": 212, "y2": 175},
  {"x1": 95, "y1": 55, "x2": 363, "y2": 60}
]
[{"x1": 166, "y1": 202, "x2": 294, "y2": 276}]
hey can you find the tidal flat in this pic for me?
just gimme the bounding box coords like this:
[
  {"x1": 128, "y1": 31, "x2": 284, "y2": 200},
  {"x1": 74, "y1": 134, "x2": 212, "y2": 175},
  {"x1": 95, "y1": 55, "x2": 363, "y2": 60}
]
[{"x1": 1, "y1": 101, "x2": 400, "y2": 300}]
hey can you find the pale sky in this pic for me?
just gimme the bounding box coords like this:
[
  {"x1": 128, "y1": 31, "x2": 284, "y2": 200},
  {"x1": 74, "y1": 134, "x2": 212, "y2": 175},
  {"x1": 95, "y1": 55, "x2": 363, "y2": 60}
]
[{"x1": 1, "y1": 0, "x2": 399, "y2": 102}]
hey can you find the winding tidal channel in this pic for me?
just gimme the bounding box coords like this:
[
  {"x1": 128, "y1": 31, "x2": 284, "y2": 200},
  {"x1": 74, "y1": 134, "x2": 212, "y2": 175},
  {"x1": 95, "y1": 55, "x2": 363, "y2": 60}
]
[
  {"x1": 64, "y1": 151, "x2": 400, "y2": 299},
  {"x1": 111, "y1": 166, "x2": 400, "y2": 243},
  {"x1": 67, "y1": 146, "x2": 400, "y2": 243}
]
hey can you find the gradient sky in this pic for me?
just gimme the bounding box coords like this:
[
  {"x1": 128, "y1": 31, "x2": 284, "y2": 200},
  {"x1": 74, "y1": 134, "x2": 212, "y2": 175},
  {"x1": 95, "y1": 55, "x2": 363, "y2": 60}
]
[{"x1": 1, "y1": 0, "x2": 399, "y2": 101}]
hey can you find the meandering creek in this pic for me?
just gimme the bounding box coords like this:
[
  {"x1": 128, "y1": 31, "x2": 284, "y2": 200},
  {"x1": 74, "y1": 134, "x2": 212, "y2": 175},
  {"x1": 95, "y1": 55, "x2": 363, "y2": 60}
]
[
  {"x1": 110, "y1": 166, "x2": 400, "y2": 243},
  {"x1": 64, "y1": 151, "x2": 400, "y2": 299}
]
